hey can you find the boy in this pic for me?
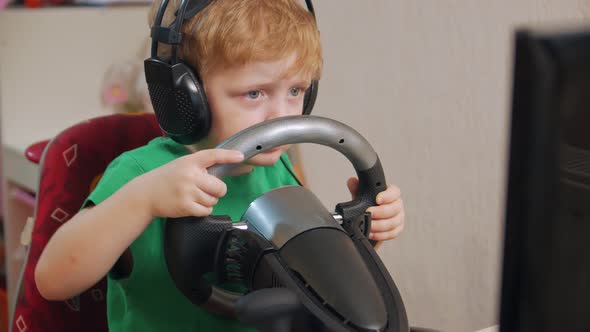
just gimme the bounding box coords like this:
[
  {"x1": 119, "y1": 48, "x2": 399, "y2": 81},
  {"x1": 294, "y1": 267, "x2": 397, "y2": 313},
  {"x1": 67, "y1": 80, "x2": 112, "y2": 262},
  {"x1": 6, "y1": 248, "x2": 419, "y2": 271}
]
[{"x1": 35, "y1": 0, "x2": 406, "y2": 330}]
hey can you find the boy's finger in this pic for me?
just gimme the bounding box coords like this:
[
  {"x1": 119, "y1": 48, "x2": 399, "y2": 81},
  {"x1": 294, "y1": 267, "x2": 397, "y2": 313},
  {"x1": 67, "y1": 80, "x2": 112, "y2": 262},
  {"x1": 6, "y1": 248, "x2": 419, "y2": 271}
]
[
  {"x1": 369, "y1": 216, "x2": 403, "y2": 232},
  {"x1": 192, "y1": 187, "x2": 219, "y2": 207},
  {"x1": 370, "y1": 223, "x2": 404, "y2": 241},
  {"x1": 196, "y1": 174, "x2": 228, "y2": 198},
  {"x1": 376, "y1": 185, "x2": 401, "y2": 204},
  {"x1": 194, "y1": 149, "x2": 244, "y2": 168},
  {"x1": 367, "y1": 200, "x2": 403, "y2": 219},
  {"x1": 347, "y1": 177, "x2": 359, "y2": 199},
  {"x1": 187, "y1": 203, "x2": 214, "y2": 218},
  {"x1": 367, "y1": 199, "x2": 403, "y2": 219}
]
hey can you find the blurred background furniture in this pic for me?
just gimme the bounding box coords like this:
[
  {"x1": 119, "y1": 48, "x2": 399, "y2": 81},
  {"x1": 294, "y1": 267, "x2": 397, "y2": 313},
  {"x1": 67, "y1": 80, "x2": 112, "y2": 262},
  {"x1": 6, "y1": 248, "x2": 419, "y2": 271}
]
[{"x1": 10, "y1": 113, "x2": 160, "y2": 332}]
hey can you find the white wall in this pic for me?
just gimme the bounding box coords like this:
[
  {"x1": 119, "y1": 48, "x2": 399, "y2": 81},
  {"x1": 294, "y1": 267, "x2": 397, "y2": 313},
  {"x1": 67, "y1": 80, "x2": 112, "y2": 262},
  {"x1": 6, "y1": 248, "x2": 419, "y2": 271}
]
[
  {"x1": 0, "y1": 7, "x2": 149, "y2": 150},
  {"x1": 304, "y1": 1, "x2": 590, "y2": 332}
]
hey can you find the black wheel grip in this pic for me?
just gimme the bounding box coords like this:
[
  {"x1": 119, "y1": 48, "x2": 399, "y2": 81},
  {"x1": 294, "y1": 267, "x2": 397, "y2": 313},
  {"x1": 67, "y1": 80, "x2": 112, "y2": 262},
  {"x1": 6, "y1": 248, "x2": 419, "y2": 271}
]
[
  {"x1": 164, "y1": 215, "x2": 233, "y2": 305},
  {"x1": 335, "y1": 158, "x2": 387, "y2": 222}
]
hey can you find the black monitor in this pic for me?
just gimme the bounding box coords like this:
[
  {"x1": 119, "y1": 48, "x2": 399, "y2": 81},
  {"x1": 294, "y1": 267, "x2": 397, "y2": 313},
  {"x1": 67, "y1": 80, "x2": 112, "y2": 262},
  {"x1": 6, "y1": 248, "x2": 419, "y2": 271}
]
[{"x1": 500, "y1": 27, "x2": 590, "y2": 332}]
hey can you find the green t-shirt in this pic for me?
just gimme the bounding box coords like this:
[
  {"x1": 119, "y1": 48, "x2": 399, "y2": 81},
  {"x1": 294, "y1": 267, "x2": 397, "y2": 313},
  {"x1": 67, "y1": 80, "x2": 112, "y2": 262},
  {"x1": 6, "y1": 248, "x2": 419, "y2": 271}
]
[{"x1": 86, "y1": 136, "x2": 301, "y2": 331}]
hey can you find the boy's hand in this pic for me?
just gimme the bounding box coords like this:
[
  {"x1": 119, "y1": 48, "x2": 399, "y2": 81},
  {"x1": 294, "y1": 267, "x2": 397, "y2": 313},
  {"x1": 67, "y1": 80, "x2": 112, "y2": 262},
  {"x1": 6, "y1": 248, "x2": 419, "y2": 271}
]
[
  {"x1": 346, "y1": 177, "x2": 405, "y2": 244},
  {"x1": 139, "y1": 149, "x2": 244, "y2": 219}
]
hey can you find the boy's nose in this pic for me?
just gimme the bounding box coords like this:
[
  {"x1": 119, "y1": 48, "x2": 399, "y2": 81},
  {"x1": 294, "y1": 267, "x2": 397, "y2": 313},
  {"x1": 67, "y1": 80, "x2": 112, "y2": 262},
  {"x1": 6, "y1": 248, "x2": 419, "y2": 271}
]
[{"x1": 266, "y1": 97, "x2": 289, "y2": 120}]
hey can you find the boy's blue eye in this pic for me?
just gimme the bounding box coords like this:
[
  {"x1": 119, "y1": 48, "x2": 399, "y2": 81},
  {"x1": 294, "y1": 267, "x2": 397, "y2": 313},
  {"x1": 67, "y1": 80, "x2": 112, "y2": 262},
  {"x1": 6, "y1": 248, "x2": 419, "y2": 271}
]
[
  {"x1": 247, "y1": 90, "x2": 261, "y2": 99},
  {"x1": 289, "y1": 87, "x2": 302, "y2": 97}
]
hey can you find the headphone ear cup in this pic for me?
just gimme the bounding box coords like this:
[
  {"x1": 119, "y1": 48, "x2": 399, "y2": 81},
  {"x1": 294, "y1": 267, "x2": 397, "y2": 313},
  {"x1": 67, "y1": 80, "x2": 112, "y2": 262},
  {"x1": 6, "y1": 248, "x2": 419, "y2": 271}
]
[
  {"x1": 145, "y1": 59, "x2": 211, "y2": 144},
  {"x1": 302, "y1": 80, "x2": 319, "y2": 115}
]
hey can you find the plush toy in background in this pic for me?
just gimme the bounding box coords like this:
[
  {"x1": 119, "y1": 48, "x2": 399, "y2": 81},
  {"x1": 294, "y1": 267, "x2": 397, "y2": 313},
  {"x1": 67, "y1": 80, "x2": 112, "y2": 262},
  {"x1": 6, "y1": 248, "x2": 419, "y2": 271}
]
[
  {"x1": 100, "y1": 39, "x2": 154, "y2": 114},
  {"x1": 0, "y1": 0, "x2": 11, "y2": 10}
]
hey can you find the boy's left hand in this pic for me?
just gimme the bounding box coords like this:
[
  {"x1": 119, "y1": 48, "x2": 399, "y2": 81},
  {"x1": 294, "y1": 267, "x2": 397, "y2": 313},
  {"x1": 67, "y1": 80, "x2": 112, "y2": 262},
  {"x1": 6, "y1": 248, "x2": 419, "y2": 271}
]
[{"x1": 347, "y1": 177, "x2": 405, "y2": 244}]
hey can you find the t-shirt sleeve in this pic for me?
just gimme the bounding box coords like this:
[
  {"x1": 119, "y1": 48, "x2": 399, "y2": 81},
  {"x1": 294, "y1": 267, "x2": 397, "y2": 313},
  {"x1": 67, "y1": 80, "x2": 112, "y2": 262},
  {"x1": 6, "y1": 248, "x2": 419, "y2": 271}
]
[{"x1": 83, "y1": 153, "x2": 146, "y2": 208}]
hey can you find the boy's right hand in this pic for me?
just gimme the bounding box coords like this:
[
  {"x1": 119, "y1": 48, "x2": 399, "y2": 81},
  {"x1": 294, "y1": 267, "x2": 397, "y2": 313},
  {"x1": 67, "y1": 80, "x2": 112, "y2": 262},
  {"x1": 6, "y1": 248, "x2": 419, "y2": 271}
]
[{"x1": 136, "y1": 149, "x2": 244, "y2": 219}]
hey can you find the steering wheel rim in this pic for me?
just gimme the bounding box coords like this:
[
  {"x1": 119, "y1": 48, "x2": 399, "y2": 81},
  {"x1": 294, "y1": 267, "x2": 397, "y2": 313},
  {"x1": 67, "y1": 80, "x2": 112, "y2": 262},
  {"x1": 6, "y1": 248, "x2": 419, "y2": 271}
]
[{"x1": 164, "y1": 115, "x2": 388, "y2": 318}]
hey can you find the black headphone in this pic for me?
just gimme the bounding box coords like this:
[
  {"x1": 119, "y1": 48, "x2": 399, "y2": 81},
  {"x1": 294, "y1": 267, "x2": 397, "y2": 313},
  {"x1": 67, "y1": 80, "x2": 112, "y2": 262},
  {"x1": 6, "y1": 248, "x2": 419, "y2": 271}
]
[{"x1": 145, "y1": 0, "x2": 320, "y2": 145}]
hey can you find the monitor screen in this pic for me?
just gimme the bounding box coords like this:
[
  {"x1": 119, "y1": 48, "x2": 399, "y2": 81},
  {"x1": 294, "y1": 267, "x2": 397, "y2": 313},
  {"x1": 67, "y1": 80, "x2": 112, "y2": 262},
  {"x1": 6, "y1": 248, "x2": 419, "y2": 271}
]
[{"x1": 500, "y1": 27, "x2": 590, "y2": 332}]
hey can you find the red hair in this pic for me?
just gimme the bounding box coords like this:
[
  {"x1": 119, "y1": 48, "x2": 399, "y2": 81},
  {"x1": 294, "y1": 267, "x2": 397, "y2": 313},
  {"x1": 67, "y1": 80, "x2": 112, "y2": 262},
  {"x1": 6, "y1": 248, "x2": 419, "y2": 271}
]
[{"x1": 149, "y1": 0, "x2": 323, "y2": 80}]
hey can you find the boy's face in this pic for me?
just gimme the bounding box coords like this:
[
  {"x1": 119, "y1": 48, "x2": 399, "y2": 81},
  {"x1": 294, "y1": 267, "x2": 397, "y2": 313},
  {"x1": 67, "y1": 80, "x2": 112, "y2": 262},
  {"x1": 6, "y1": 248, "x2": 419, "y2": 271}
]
[{"x1": 203, "y1": 53, "x2": 311, "y2": 166}]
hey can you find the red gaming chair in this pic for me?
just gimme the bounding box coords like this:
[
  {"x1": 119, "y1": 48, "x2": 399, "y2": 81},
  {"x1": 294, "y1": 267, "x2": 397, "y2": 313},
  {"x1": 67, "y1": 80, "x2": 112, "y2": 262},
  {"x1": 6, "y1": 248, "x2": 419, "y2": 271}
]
[{"x1": 10, "y1": 113, "x2": 161, "y2": 332}]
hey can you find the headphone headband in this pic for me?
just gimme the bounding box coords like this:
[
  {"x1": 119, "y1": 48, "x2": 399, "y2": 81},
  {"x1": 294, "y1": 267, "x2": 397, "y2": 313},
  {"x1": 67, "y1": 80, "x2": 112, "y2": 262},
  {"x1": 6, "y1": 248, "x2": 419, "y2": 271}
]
[{"x1": 151, "y1": 0, "x2": 317, "y2": 60}]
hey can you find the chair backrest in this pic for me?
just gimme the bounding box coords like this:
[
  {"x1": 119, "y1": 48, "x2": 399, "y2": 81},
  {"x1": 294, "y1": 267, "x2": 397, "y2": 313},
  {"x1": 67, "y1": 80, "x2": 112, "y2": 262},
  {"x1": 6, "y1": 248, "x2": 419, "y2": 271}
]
[{"x1": 10, "y1": 113, "x2": 161, "y2": 332}]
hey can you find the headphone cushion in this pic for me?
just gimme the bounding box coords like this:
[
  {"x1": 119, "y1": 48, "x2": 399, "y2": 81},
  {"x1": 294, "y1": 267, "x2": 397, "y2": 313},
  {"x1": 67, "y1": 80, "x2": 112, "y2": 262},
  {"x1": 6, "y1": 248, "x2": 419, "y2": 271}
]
[
  {"x1": 145, "y1": 60, "x2": 211, "y2": 144},
  {"x1": 303, "y1": 80, "x2": 319, "y2": 115}
]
